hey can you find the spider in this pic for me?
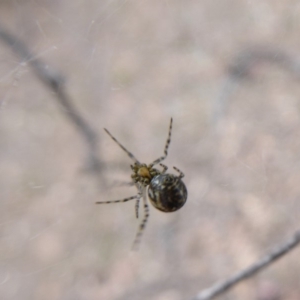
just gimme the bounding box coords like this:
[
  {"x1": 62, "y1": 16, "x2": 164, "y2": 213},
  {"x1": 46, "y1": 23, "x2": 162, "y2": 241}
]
[{"x1": 96, "y1": 118, "x2": 187, "y2": 249}]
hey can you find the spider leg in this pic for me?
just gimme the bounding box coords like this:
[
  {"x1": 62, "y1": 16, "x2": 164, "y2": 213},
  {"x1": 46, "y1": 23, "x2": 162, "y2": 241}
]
[
  {"x1": 104, "y1": 128, "x2": 140, "y2": 164},
  {"x1": 159, "y1": 163, "x2": 168, "y2": 173},
  {"x1": 107, "y1": 180, "x2": 135, "y2": 188},
  {"x1": 173, "y1": 166, "x2": 184, "y2": 179},
  {"x1": 95, "y1": 195, "x2": 138, "y2": 204},
  {"x1": 150, "y1": 118, "x2": 173, "y2": 166},
  {"x1": 135, "y1": 198, "x2": 140, "y2": 219},
  {"x1": 132, "y1": 193, "x2": 150, "y2": 251}
]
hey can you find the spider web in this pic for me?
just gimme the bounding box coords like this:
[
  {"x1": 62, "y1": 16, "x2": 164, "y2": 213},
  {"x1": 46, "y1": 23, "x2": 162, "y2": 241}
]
[{"x1": 0, "y1": 1, "x2": 300, "y2": 300}]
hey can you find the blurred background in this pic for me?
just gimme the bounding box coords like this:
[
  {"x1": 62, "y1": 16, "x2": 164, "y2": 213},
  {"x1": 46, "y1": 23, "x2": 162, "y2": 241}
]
[{"x1": 0, "y1": 0, "x2": 300, "y2": 299}]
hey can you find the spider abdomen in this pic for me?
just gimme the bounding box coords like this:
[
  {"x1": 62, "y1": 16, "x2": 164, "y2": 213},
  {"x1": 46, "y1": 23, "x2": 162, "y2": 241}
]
[{"x1": 148, "y1": 174, "x2": 187, "y2": 212}]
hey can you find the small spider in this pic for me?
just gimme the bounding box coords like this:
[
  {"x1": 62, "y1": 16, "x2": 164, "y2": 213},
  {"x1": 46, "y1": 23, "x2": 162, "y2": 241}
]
[{"x1": 96, "y1": 118, "x2": 187, "y2": 249}]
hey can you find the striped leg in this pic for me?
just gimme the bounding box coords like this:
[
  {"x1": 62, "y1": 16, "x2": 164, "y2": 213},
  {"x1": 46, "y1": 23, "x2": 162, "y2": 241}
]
[
  {"x1": 104, "y1": 128, "x2": 140, "y2": 164},
  {"x1": 159, "y1": 163, "x2": 168, "y2": 173},
  {"x1": 107, "y1": 180, "x2": 135, "y2": 188},
  {"x1": 95, "y1": 195, "x2": 139, "y2": 205},
  {"x1": 173, "y1": 166, "x2": 184, "y2": 179},
  {"x1": 150, "y1": 118, "x2": 173, "y2": 166},
  {"x1": 132, "y1": 196, "x2": 150, "y2": 251},
  {"x1": 135, "y1": 197, "x2": 140, "y2": 219}
]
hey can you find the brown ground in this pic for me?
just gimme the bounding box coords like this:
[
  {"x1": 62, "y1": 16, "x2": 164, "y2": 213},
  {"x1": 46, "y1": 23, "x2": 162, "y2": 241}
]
[{"x1": 0, "y1": 1, "x2": 300, "y2": 299}]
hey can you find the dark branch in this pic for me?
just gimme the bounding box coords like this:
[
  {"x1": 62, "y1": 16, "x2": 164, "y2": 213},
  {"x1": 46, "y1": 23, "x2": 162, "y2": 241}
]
[
  {"x1": 192, "y1": 230, "x2": 300, "y2": 300},
  {"x1": 213, "y1": 47, "x2": 300, "y2": 126},
  {"x1": 0, "y1": 24, "x2": 102, "y2": 172}
]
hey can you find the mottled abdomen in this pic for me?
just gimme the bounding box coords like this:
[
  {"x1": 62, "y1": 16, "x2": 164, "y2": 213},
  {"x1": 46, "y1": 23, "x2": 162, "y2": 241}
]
[{"x1": 148, "y1": 174, "x2": 187, "y2": 212}]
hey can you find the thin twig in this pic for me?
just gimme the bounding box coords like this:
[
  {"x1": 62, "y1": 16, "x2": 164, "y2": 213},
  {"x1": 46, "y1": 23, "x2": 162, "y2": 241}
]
[
  {"x1": 192, "y1": 230, "x2": 300, "y2": 300},
  {"x1": 0, "y1": 24, "x2": 102, "y2": 172},
  {"x1": 213, "y1": 47, "x2": 300, "y2": 127}
]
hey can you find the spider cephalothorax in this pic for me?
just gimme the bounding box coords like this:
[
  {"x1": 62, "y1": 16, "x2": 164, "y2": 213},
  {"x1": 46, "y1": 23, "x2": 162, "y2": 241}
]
[
  {"x1": 96, "y1": 118, "x2": 187, "y2": 249},
  {"x1": 131, "y1": 163, "x2": 161, "y2": 186}
]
